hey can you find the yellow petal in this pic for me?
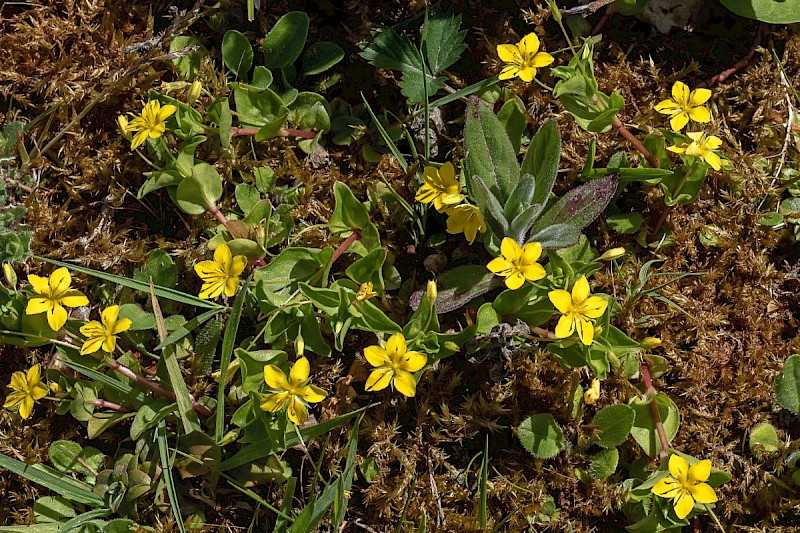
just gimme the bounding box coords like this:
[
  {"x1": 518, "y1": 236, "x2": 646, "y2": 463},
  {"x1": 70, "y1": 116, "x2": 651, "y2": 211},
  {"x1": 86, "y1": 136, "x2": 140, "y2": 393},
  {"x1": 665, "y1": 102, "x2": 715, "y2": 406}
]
[
  {"x1": 260, "y1": 391, "x2": 289, "y2": 413},
  {"x1": 704, "y1": 152, "x2": 721, "y2": 171},
  {"x1": 299, "y1": 384, "x2": 327, "y2": 404},
  {"x1": 504, "y1": 272, "x2": 525, "y2": 290},
  {"x1": 571, "y1": 276, "x2": 591, "y2": 304},
  {"x1": 688, "y1": 482, "x2": 717, "y2": 504},
  {"x1": 439, "y1": 161, "x2": 455, "y2": 182},
  {"x1": 687, "y1": 106, "x2": 710, "y2": 123},
  {"x1": 47, "y1": 305, "x2": 68, "y2": 331},
  {"x1": 199, "y1": 281, "x2": 225, "y2": 300},
  {"x1": 500, "y1": 237, "x2": 521, "y2": 262},
  {"x1": 393, "y1": 369, "x2": 417, "y2": 397},
  {"x1": 688, "y1": 460, "x2": 712, "y2": 483},
  {"x1": 521, "y1": 242, "x2": 542, "y2": 264},
  {"x1": 554, "y1": 315, "x2": 575, "y2": 339},
  {"x1": 498, "y1": 65, "x2": 520, "y2": 80},
  {"x1": 689, "y1": 88, "x2": 711, "y2": 106},
  {"x1": 194, "y1": 260, "x2": 222, "y2": 279},
  {"x1": 49, "y1": 268, "x2": 72, "y2": 296},
  {"x1": 102, "y1": 334, "x2": 117, "y2": 353},
  {"x1": 26, "y1": 297, "x2": 52, "y2": 315},
  {"x1": 19, "y1": 396, "x2": 34, "y2": 419},
  {"x1": 398, "y1": 350, "x2": 426, "y2": 373},
  {"x1": 27, "y1": 274, "x2": 50, "y2": 295},
  {"x1": 364, "y1": 345, "x2": 389, "y2": 368},
  {"x1": 668, "y1": 454, "x2": 690, "y2": 482},
  {"x1": 157, "y1": 104, "x2": 177, "y2": 122},
  {"x1": 576, "y1": 317, "x2": 595, "y2": 345},
  {"x1": 487, "y1": 257, "x2": 512, "y2": 275},
  {"x1": 26, "y1": 364, "x2": 41, "y2": 385},
  {"x1": 214, "y1": 243, "x2": 233, "y2": 271},
  {"x1": 581, "y1": 296, "x2": 608, "y2": 319},
  {"x1": 9, "y1": 371, "x2": 26, "y2": 391},
  {"x1": 131, "y1": 129, "x2": 149, "y2": 149},
  {"x1": 518, "y1": 33, "x2": 540, "y2": 56},
  {"x1": 669, "y1": 112, "x2": 690, "y2": 132},
  {"x1": 652, "y1": 477, "x2": 680, "y2": 498},
  {"x1": 497, "y1": 44, "x2": 522, "y2": 64},
  {"x1": 101, "y1": 306, "x2": 120, "y2": 329},
  {"x1": 365, "y1": 368, "x2": 393, "y2": 392},
  {"x1": 224, "y1": 276, "x2": 240, "y2": 297},
  {"x1": 264, "y1": 365, "x2": 290, "y2": 390},
  {"x1": 59, "y1": 291, "x2": 88, "y2": 308},
  {"x1": 4, "y1": 391, "x2": 25, "y2": 409},
  {"x1": 230, "y1": 255, "x2": 247, "y2": 277},
  {"x1": 81, "y1": 336, "x2": 106, "y2": 355},
  {"x1": 31, "y1": 382, "x2": 49, "y2": 401},
  {"x1": 112, "y1": 317, "x2": 132, "y2": 335},
  {"x1": 386, "y1": 333, "x2": 407, "y2": 359},
  {"x1": 704, "y1": 135, "x2": 723, "y2": 150},
  {"x1": 531, "y1": 52, "x2": 554, "y2": 68},
  {"x1": 654, "y1": 100, "x2": 682, "y2": 115},
  {"x1": 548, "y1": 290, "x2": 573, "y2": 314},
  {"x1": 516, "y1": 66, "x2": 537, "y2": 83},
  {"x1": 521, "y1": 263, "x2": 546, "y2": 282},
  {"x1": 673, "y1": 491, "x2": 695, "y2": 520},
  {"x1": 671, "y1": 81, "x2": 690, "y2": 107},
  {"x1": 80, "y1": 321, "x2": 104, "y2": 337},
  {"x1": 666, "y1": 143, "x2": 687, "y2": 154},
  {"x1": 290, "y1": 357, "x2": 311, "y2": 386},
  {"x1": 287, "y1": 395, "x2": 309, "y2": 425}
]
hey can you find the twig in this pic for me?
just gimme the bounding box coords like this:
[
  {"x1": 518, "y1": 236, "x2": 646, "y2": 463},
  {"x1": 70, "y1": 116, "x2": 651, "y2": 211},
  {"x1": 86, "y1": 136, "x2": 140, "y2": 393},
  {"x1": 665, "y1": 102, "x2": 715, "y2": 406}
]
[
  {"x1": 561, "y1": 0, "x2": 616, "y2": 16},
  {"x1": 612, "y1": 117, "x2": 659, "y2": 168}
]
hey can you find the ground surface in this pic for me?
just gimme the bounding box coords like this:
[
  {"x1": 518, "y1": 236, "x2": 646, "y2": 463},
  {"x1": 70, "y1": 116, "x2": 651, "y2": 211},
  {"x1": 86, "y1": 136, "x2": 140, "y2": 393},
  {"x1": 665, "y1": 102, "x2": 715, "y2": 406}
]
[{"x1": 1, "y1": 0, "x2": 799, "y2": 531}]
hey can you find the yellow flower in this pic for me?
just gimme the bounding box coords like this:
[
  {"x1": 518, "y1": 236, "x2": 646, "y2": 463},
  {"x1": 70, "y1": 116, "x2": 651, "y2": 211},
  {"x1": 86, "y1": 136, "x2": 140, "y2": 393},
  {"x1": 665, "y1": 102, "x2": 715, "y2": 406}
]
[
  {"x1": 652, "y1": 455, "x2": 718, "y2": 520},
  {"x1": 79, "y1": 305, "x2": 132, "y2": 355},
  {"x1": 486, "y1": 237, "x2": 546, "y2": 290},
  {"x1": 654, "y1": 81, "x2": 711, "y2": 132},
  {"x1": 445, "y1": 203, "x2": 486, "y2": 244},
  {"x1": 25, "y1": 267, "x2": 89, "y2": 331},
  {"x1": 194, "y1": 243, "x2": 247, "y2": 299},
  {"x1": 4, "y1": 364, "x2": 48, "y2": 419},
  {"x1": 260, "y1": 357, "x2": 327, "y2": 425},
  {"x1": 415, "y1": 162, "x2": 464, "y2": 212},
  {"x1": 584, "y1": 378, "x2": 600, "y2": 405},
  {"x1": 356, "y1": 281, "x2": 377, "y2": 302},
  {"x1": 497, "y1": 33, "x2": 554, "y2": 82},
  {"x1": 364, "y1": 333, "x2": 427, "y2": 397},
  {"x1": 548, "y1": 275, "x2": 608, "y2": 345},
  {"x1": 126, "y1": 100, "x2": 177, "y2": 150},
  {"x1": 667, "y1": 132, "x2": 723, "y2": 171}
]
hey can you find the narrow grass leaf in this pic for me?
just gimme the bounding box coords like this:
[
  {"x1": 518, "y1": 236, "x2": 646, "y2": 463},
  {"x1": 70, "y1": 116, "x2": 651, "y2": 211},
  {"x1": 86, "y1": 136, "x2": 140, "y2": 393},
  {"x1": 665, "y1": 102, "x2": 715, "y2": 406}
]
[
  {"x1": 361, "y1": 94, "x2": 408, "y2": 171},
  {"x1": 154, "y1": 308, "x2": 224, "y2": 351},
  {"x1": 0, "y1": 454, "x2": 103, "y2": 507},
  {"x1": 331, "y1": 413, "x2": 364, "y2": 529},
  {"x1": 58, "y1": 509, "x2": 112, "y2": 533},
  {"x1": 157, "y1": 420, "x2": 186, "y2": 533},
  {"x1": 478, "y1": 435, "x2": 488, "y2": 529}
]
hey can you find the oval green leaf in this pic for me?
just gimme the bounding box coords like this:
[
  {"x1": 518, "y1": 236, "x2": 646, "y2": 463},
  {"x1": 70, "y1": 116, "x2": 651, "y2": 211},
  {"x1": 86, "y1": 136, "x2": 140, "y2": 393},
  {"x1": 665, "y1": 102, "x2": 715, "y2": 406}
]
[
  {"x1": 518, "y1": 413, "x2": 565, "y2": 459},
  {"x1": 261, "y1": 11, "x2": 309, "y2": 69},
  {"x1": 222, "y1": 30, "x2": 253, "y2": 78}
]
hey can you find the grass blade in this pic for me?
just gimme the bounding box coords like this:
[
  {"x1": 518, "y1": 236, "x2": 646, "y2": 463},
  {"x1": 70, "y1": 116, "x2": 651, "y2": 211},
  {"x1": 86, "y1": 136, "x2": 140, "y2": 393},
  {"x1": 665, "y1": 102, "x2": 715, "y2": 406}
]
[
  {"x1": 156, "y1": 419, "x2": 186, "y2": 533},
  {"x1": 154, "y1": 308, "x2": 224, "y2": 351},
  {"x1": 215, "y1": 273, "x2": 252, "y2": 443},
  {"x1": 58, "y1": 508, "x2": 112, "y2": 533},
  {"x1": 35, "y1": 256, "x2": 223, "y2": 310},
  {"x1": 361, "y1": 94, "x2": 408, "y2": 171},
  {"x1": 478, "y1": 435, "x2": 489, "y2": 529},
  {"x1": 0, "y1": 454, "x2": 103, "y2": 507}
]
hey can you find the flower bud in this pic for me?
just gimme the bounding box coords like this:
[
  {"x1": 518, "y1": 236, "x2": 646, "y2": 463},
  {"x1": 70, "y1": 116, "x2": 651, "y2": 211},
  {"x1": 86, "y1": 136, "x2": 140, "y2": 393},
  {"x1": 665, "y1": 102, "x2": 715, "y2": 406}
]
[
  {"x1": 117, "y1": 115, "x2": 131, "y2": 139},
  {"x1": 187, "y1": 80, "x2": 202, "y2": 104},
  {"x1": 3, "y1": 263, "x2": 17, "y2": 288},
  {"x1": 584, "y1": 378, "x2": 600, "y2": 405},
  {"x1": 546, "y1": 0, "x2": 562, "y2": 22},
  {"x1": 295, "y1": 335, "x2": 305, "y2": 357},
  {"x1": 599, "y1": 247, "x2": 626, "y2": 261},
  {"x1": 426, "y1": 280, "x2": 438, "y2": 303},
  {"x1": 640, "y1": 337, "x2": 662, "y2": 350},
  {"x1": 356, "y1": 281, "x2": 377, "y2": 302}
]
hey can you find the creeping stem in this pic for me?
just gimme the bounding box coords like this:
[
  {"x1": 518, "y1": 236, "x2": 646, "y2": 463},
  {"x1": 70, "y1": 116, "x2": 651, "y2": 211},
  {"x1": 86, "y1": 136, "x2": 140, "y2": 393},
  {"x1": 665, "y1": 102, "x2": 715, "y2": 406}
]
[
  {"x1": 639, "y1": 361, "x2": 670, "y2": 460},
  {"x1": 612, "y1": 117, "x2": 659, "y2": 169},
  {"x1": 230, "y1": 126, "x2": 317, "y2": 139}
]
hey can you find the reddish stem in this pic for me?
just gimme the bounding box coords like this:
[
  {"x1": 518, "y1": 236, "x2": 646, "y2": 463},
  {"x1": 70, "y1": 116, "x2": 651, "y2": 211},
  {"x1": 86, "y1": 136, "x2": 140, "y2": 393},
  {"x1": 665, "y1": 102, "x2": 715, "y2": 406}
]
[
  {"x1": 708, "y1": 24, "x2": 762, "y2": 86},
  {"x1": 591, "y1": 8, "x2": 615, "y2": 35},
  {"x1": 612, "y1": 117, "x2": 659, "y2": 169},
  {"x1": 230, "y1": 126, "x2": 317, "y2": 139},
  {"x1": 649, "y1": 204, "x2": 673, "y2": 243},
  {"x1": 640, "y1": 361, "x2": 670, "y2": 460},
  {"x1": 530, "y1": 326, "x2": 557, "y2": 339},
  {"x1": 104, "y1": 357, "x2": 213, "y2": 418},
  {"x1": 91, "y1": 398, "x2": 132, "y2": 413},
  {"x1": 329, "y1": 229, "x2": 361, "y2": 266}
]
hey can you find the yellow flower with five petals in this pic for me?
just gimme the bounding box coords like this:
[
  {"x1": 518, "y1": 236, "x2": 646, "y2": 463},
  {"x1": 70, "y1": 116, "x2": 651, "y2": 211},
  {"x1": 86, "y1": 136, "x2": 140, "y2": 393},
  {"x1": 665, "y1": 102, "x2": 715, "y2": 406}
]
[
  {"x1": 651, "y1": 455, "x2": 718, "y2": 520},
  {"x1": 4, "y1": 364, "x2": 48, "y2": 419},
  {"x1": 260, "y1": 357, "x2": 327, "y2": 425},
  {"x1": 654, "y1": 81, "x2": 711, "y2": 132},
  {"x1": 126, "y1": 100, "x2": 177, "y2": 150},
  {"x1": 667, "y1": 132, "x2": 723, "y2": 171},
  {"x1": 194, "y1": 243, "x2": 247, "y2": 299},
  {"x1": 415, "y1": 162, "x2": 464, "y2": 212},
  {"x1": 356, "y1": 281, "x2": 378, "y2": 302},
  {"x1": 79, "y1": 305, "x2": 132, "y2": 355},
  {"x1": 364, "y1": 333, "x2": 427, "y2": 397},
  {"x1": 548, "y1": 275, "x2": 608, "y2": 345},
  {"x1": 445, "y1": 203, "x2": 486, "y2": 244},
  {"x1": 25, "y1": 267, "x2": 89, "y2": 331},
  {"x1": 497, "y1": 33, "x2": 554, "y2": 82},
  {"x1": 486, "y1": 237, "x2": 546, "y2": 290}
]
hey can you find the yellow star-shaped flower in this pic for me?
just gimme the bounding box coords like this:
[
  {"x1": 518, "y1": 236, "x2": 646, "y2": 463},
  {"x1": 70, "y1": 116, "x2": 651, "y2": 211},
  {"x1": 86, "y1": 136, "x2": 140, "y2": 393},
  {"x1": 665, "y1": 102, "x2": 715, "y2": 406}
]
[
  {"x1": 415, "y1": 162, "x2": 464, "y2": 212},
  {"x1": 486, "y1": 237, "x2": 546, "y2": 290},
  {"x1": 4, "y1": 364, "x2": 48, "y2": 419},
  {"x1": 652, "y1": 455, "x2": 718, "y2": 520},
  {"x1": 25, "y1": 267, "x2": 89, "y2": 331},
  {"x1": 194, "y1": 243, "x2": 247, "y2": 300},
  {"x1": 364, "y1": 333, "x2": 427, "y2": 397},
  {"x1": 548, "y1": 275, "x2": 608, "y2": 345},
  {"x1": 79, "y1": 305, "x2": 133, "y2": 355},
  {"x1": 126, "y1": 100, "x2": 177, "y2": 150},
  {"x1": 260, "y1": 357, "x2": 327, "y2": 425},
  {"x1": 445, "y1": 203, "x2": 486, "y2": 244},
  {"x1": 497, "y1": 33, "x2": 554, "y2": 82},
  {"x1": 667, "y1": 131, "x2": 723, "y2": 171},
  {"x1": 654, "y1": 81, "x2": 711, "y2": 132}
]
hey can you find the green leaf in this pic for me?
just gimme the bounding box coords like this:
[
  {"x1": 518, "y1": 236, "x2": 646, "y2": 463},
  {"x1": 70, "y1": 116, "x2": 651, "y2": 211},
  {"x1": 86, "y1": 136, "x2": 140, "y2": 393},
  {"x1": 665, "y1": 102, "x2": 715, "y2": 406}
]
[
  {"x1": 421, "y1": 11, "x2": 466, "y2": 74},
  {"x1": 521, "y1": 119, "x2": 561, "y2": 209},
  {"x1": 233, "y1": 85, "x2": 289, "y2": 136},
  {"x1": 175, "y1": 162, "x2": 223, "y2": 215},
  {"x1": 328, "y1": 182, "x2": 380, "y2": 252},
  {"x1": 33, "y1": 496, "x2": 76, "y2": 523},
  {"x1": 533, "y1": 174, "x2": 618, "y2": 234},
  {"x1": 749, "y1": 422, "x2": 781, "y2": 459},
  {"x1": 629, "y1": 393, "x2": 680, "y2": 457},
  {"x1": 49, "y1": 441, "x2": 105, "y2": 476},
  {"x1": 0, "y1": 453, "x2": 103, "y2": 507},
  {"x1": 216, "y1": 274, "x2": 251, "y2": 442},
  {"x1": 422, "y1": 264, "x2": 501, "y2": 314},
  {"x1": 589, "y1": 448, "x2": 619, "y2": 480},
  {"x1": 157, "y1": 420, "x2": 187, "y2": 533},
  {"x1": 346, "y1": 249, "x2": 387, "y2": 294},
  {"x1": 303, "y1": 42, "x2": 344, "y2": 76},
  {"x1": 464, "y1": 99, "x2": 519, "y2": 202},
  {"x1": 775, "y1": 354, "x2": 800, "y2": 415},
  {"x1": 720, "y1": 0, "x2": 800, "y2": 23},
  {"x1": 498, "y1": 99, "x2": 527, "y2": 155},
  {"x1": 118, "y1": 303, "x2": 155, "y2": 331},
  {"x1": 133, "y1": 249, "x2": 178, "y2": 289},
  {"x1": 659, "y1": 163, "x2": 708, "y2": 207},
  {"x1": 253, "y1": 247, "x2": 333, "y2": 305},
  {"x1": 593, "y1": 404, "x2": 636, "y2": 448},
  {"x1": 517, "y1": 414, "x2": 565, "y2": 459},
  {"x1": 170, "y1": 36, "x2": 204, "y2": 81},
  {"x1": 262, "y1": 11, "x2": 309, "y2": 69},
  {"x1": 359, "y1": 28, "x2": 444, "y2": 104},
  {"x1": 222, "y1": 30, "x2": 253, "y2": 78},
  {"x1": 606, "y1": 212, "x2": 643, "y2": 234},
  {"x1": 288, "y1": 92, "x2": 332, "y2": 133}
]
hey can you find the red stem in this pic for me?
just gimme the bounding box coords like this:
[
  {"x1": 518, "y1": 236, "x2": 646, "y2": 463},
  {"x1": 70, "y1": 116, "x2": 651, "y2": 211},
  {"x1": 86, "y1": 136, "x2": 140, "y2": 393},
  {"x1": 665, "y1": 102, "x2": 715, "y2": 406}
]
[
  {"x1": 105, "y1": 357, "x2": 213, "y2": 418},
  {"x1": 640, "y1": 361, "x2": 670, "y2": 460},
  {"x1": 612, "y1": 117, "x2": 659, "y2": 169},
  {"x1": 91, "y1": 398, "x2": 132, "y2": 413},
  {"x1": 329, "y1": 229, "x2": 361, "y2": 266},
  {"x1": 230, "y1": 126, "x2": 317, "y2": 139}
]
